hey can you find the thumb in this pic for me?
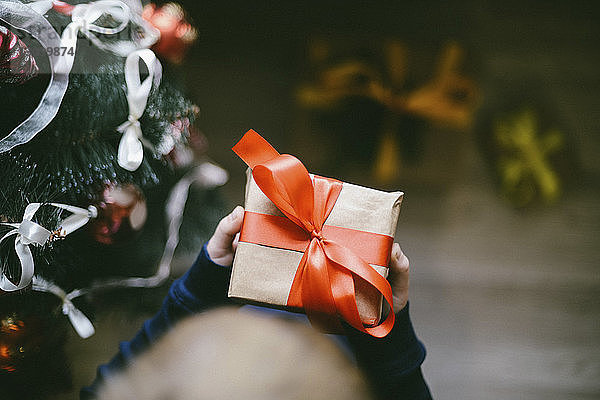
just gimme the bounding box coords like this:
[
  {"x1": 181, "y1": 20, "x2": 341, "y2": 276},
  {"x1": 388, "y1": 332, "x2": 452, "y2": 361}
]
[
  {"x1": 214, "y1": 206, "x2": 244, "y2": 245},
  {"x1": 216, "y1": 205, "x2": 244, "y2": 241},
  {"x1": 207, "y1": 206, "x2": 244, "y2": 264},
  {"x1": 389, "y1": 242, "x2": 410, "y2": 311}
]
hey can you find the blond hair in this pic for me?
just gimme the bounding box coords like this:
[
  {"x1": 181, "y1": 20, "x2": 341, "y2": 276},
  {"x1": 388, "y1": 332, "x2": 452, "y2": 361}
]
[{"x1": 98, "y1": 307, "x2": 372, "y2": 400}]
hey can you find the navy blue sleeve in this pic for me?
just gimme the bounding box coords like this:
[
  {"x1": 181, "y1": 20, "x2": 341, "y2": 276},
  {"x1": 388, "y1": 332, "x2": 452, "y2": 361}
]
[
  {"x1": 80, "y1": 244, "x2": 232, "y2": 399},
  {"x1": 81, "y1": 244, "x2": 432, "y2": 400},
  {"x1": 344, "y1": 303, "x2": 432, "y2": 400}
]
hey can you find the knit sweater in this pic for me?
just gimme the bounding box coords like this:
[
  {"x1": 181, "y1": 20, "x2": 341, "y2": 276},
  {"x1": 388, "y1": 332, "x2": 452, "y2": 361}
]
[{"x1": 81, "y1": 244, "x2": 432, "y2": 399}]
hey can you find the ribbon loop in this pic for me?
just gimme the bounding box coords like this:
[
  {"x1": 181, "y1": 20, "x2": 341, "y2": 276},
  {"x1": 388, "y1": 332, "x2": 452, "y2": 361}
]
[
  {"x1": 0, "y1": 233, "x2": 35, "y2": 291},
  {"x1": 233, "y1": 130, "x2": 395, "y2": 337},
  {"x1": 253, "y1": 155, "x2": 316, "y2": 231},
  {"x1": 117, "y1": 48, "x2": 161, "y2": 171},
  {"x1": 17, "y1": 219, "x2": 51, "y2": 245}
]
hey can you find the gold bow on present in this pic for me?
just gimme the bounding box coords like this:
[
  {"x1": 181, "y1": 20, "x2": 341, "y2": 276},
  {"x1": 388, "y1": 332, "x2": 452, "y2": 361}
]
[
  {"x1": 298, "y1": 40, "x2": 478, "y2": 129},
  {"x1": 297, "y1": 39, "x2": 478, "y2": 183}
]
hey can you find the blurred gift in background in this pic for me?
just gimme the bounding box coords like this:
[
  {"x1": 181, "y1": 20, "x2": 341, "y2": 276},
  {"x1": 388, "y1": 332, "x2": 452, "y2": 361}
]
[{"x1": 295, "y1": 37, "x2": 479, "y2": 188}]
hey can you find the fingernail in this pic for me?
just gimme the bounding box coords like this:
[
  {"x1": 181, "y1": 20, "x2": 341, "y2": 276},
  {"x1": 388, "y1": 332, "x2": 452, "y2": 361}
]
[
  {"x1": 232, "y1": 205, "x2": 244, "y2": 219},
  {"x1": 392, "y1": 243, "x2": 401, "y2": 261}
]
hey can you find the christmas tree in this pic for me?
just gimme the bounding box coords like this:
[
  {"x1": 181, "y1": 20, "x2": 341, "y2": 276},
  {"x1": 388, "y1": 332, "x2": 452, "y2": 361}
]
[{"x1": 0, "y1": 1, "x2": 224, "y2": 396}]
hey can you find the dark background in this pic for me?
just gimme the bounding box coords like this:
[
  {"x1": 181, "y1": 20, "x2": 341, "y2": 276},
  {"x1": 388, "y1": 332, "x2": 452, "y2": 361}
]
[{"x1": 182, "y1": 0, "x2": 599, "y2": 178}]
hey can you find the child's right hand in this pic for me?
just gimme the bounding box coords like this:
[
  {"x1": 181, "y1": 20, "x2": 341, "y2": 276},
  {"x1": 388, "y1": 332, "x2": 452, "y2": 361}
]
[{"x1": 206, "y1": 206, "x2": 244, "y2": 267}]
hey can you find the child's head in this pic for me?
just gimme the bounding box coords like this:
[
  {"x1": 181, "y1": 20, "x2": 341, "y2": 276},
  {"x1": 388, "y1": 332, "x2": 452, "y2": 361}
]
[{"x1": 98, "y1": 307, "x2": 371, "y2": 400}]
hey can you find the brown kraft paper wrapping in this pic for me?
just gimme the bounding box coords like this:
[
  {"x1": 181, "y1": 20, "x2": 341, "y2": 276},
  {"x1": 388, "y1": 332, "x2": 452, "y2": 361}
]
[{"x1": 229, "y1": 170, "x2": 403, "y2": 325}]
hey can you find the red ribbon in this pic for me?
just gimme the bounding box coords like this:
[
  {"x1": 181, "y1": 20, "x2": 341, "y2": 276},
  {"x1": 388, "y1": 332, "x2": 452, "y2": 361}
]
[
  {"x1": 52, "y1": 0, "x2": 75, "y2": 15},
  {"x1": 240, "y1": 212, "x2": 392, "y2": 266},
  {"x1": 233, "y1": 130, "x2": 395, "y2": 337}
]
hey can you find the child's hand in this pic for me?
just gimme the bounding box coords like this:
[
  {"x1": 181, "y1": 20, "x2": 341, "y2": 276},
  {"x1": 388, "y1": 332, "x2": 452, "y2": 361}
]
[
  {"x1": 206, "y1": 206, "x2": 244, "y2": 267},
  {"x1": 389, "y1": 243, "x2": 410, "y2": 312}
]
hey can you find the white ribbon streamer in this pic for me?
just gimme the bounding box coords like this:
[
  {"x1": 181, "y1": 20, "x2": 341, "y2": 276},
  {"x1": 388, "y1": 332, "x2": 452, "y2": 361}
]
[
  {"x1": 45, "y1": 161, "x2": 227, "y2": 339},
  {"x1": 0, "y1": 203, "x2": 97, "y2": 291},
  {"x1": 117, "y1": 48, "x2": 162, "y2": 171},
  {"x1": 32, "y1": 276, "x2": 95, "y2": 339},
  {"x1": 52, "y1": 0, "x2": 159, "y2": 75},
  {"x1": 27, "y1": 0, "x2": 53, "y2": 14},
  {"x1": 67, "y1": 161, "x2": 228, "y2": 301},
  {"x1": 0, "y1": 0, "x2": 69, "y2": 153}
]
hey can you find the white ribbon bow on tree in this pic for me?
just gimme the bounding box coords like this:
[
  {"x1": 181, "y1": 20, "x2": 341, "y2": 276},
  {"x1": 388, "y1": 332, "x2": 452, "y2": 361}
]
[
  {"x1": 32, "y1": 276, "x2": 95, "y2": 338},
  {"x1": 55, "y1": 161, "x2": 229, "y2": 339},
  {"x1": 49, "y1": 0, "x2": 159, "y2": 75},
  {"x1": 116, "y1": 48, "x2": 162, "y2": 171},
  {"x1": 0, "y1": 203, "x2": 97, "y2": 291}
]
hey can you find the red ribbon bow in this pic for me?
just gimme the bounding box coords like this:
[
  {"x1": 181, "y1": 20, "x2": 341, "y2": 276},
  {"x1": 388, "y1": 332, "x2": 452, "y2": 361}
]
[{"x1": 233, "y1": 130, "x2": 395, "y2": 337}]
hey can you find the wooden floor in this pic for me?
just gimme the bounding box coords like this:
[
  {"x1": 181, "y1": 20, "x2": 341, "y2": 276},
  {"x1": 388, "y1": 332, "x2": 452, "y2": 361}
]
[{"x1": 400, "y1": 148, "x2": 600, "y2": 399}]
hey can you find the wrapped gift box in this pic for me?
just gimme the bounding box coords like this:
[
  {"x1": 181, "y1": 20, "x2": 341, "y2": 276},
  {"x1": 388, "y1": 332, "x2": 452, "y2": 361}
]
[{"x1": 228, "y1": 130, "x2": 402, "y2": 334}]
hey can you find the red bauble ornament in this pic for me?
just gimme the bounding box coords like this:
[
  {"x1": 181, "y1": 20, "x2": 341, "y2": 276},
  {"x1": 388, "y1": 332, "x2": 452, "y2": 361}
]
[
  {"x1": 50, "y1": 0, "x2": 75, "y2": 15},
  {"x1": 89, "y1": 183, "x2": 147, "y2": 245},
  {"x1": 0, "y1": 312, "x2": 32, "y2": 374},
  {"x1": 0, "y1": 309, "x2": 54, "y2": 376},
  {"x1": 0, "y1": 26, "x2": 39, "y2": 85},
  {"x1": 0, "y1": 299, "x2": 72, "y2": 396},
  {"x1": 142, "y1": 2, "x2": 198, "y2": 64}
]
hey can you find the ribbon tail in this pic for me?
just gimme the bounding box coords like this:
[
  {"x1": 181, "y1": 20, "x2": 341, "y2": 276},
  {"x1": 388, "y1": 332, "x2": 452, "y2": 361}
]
[
  {"x1": 292, "y1": 240, "x2": 341, "y2": 332},
  {"x1": 28, "y1": 0, "x2": 53, "y2": 14},
  {"x1": 118, "y1": 125, "x2": 144, "y2": 171},
  {"x1": 64, "y1": 303, "x2": 95, "y2": 339},
  {"x1": 53, "y1": 21, "x2": 80, "y2": 75},
  {"x1": 0, "y1": 239, "x2": 35, "y2": 291},
  {"x1": 52, "y1": 204, "x2": 97, "y2": 234},
  {"x1": 59, "y1": 213, "x2": 89, "y2": 234},
  {"x1": 329, "y1": 268, "x2": 364, "y2": 328},
  {"x1": 323, "y1": 240, "x2": 395, "y2": 338},
  {"x1": 23, "y1": 203, "x2": 42, "y2": 221},
  {"x1": 14, "y1": 239, "x2": 35, "y2": 289}
]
